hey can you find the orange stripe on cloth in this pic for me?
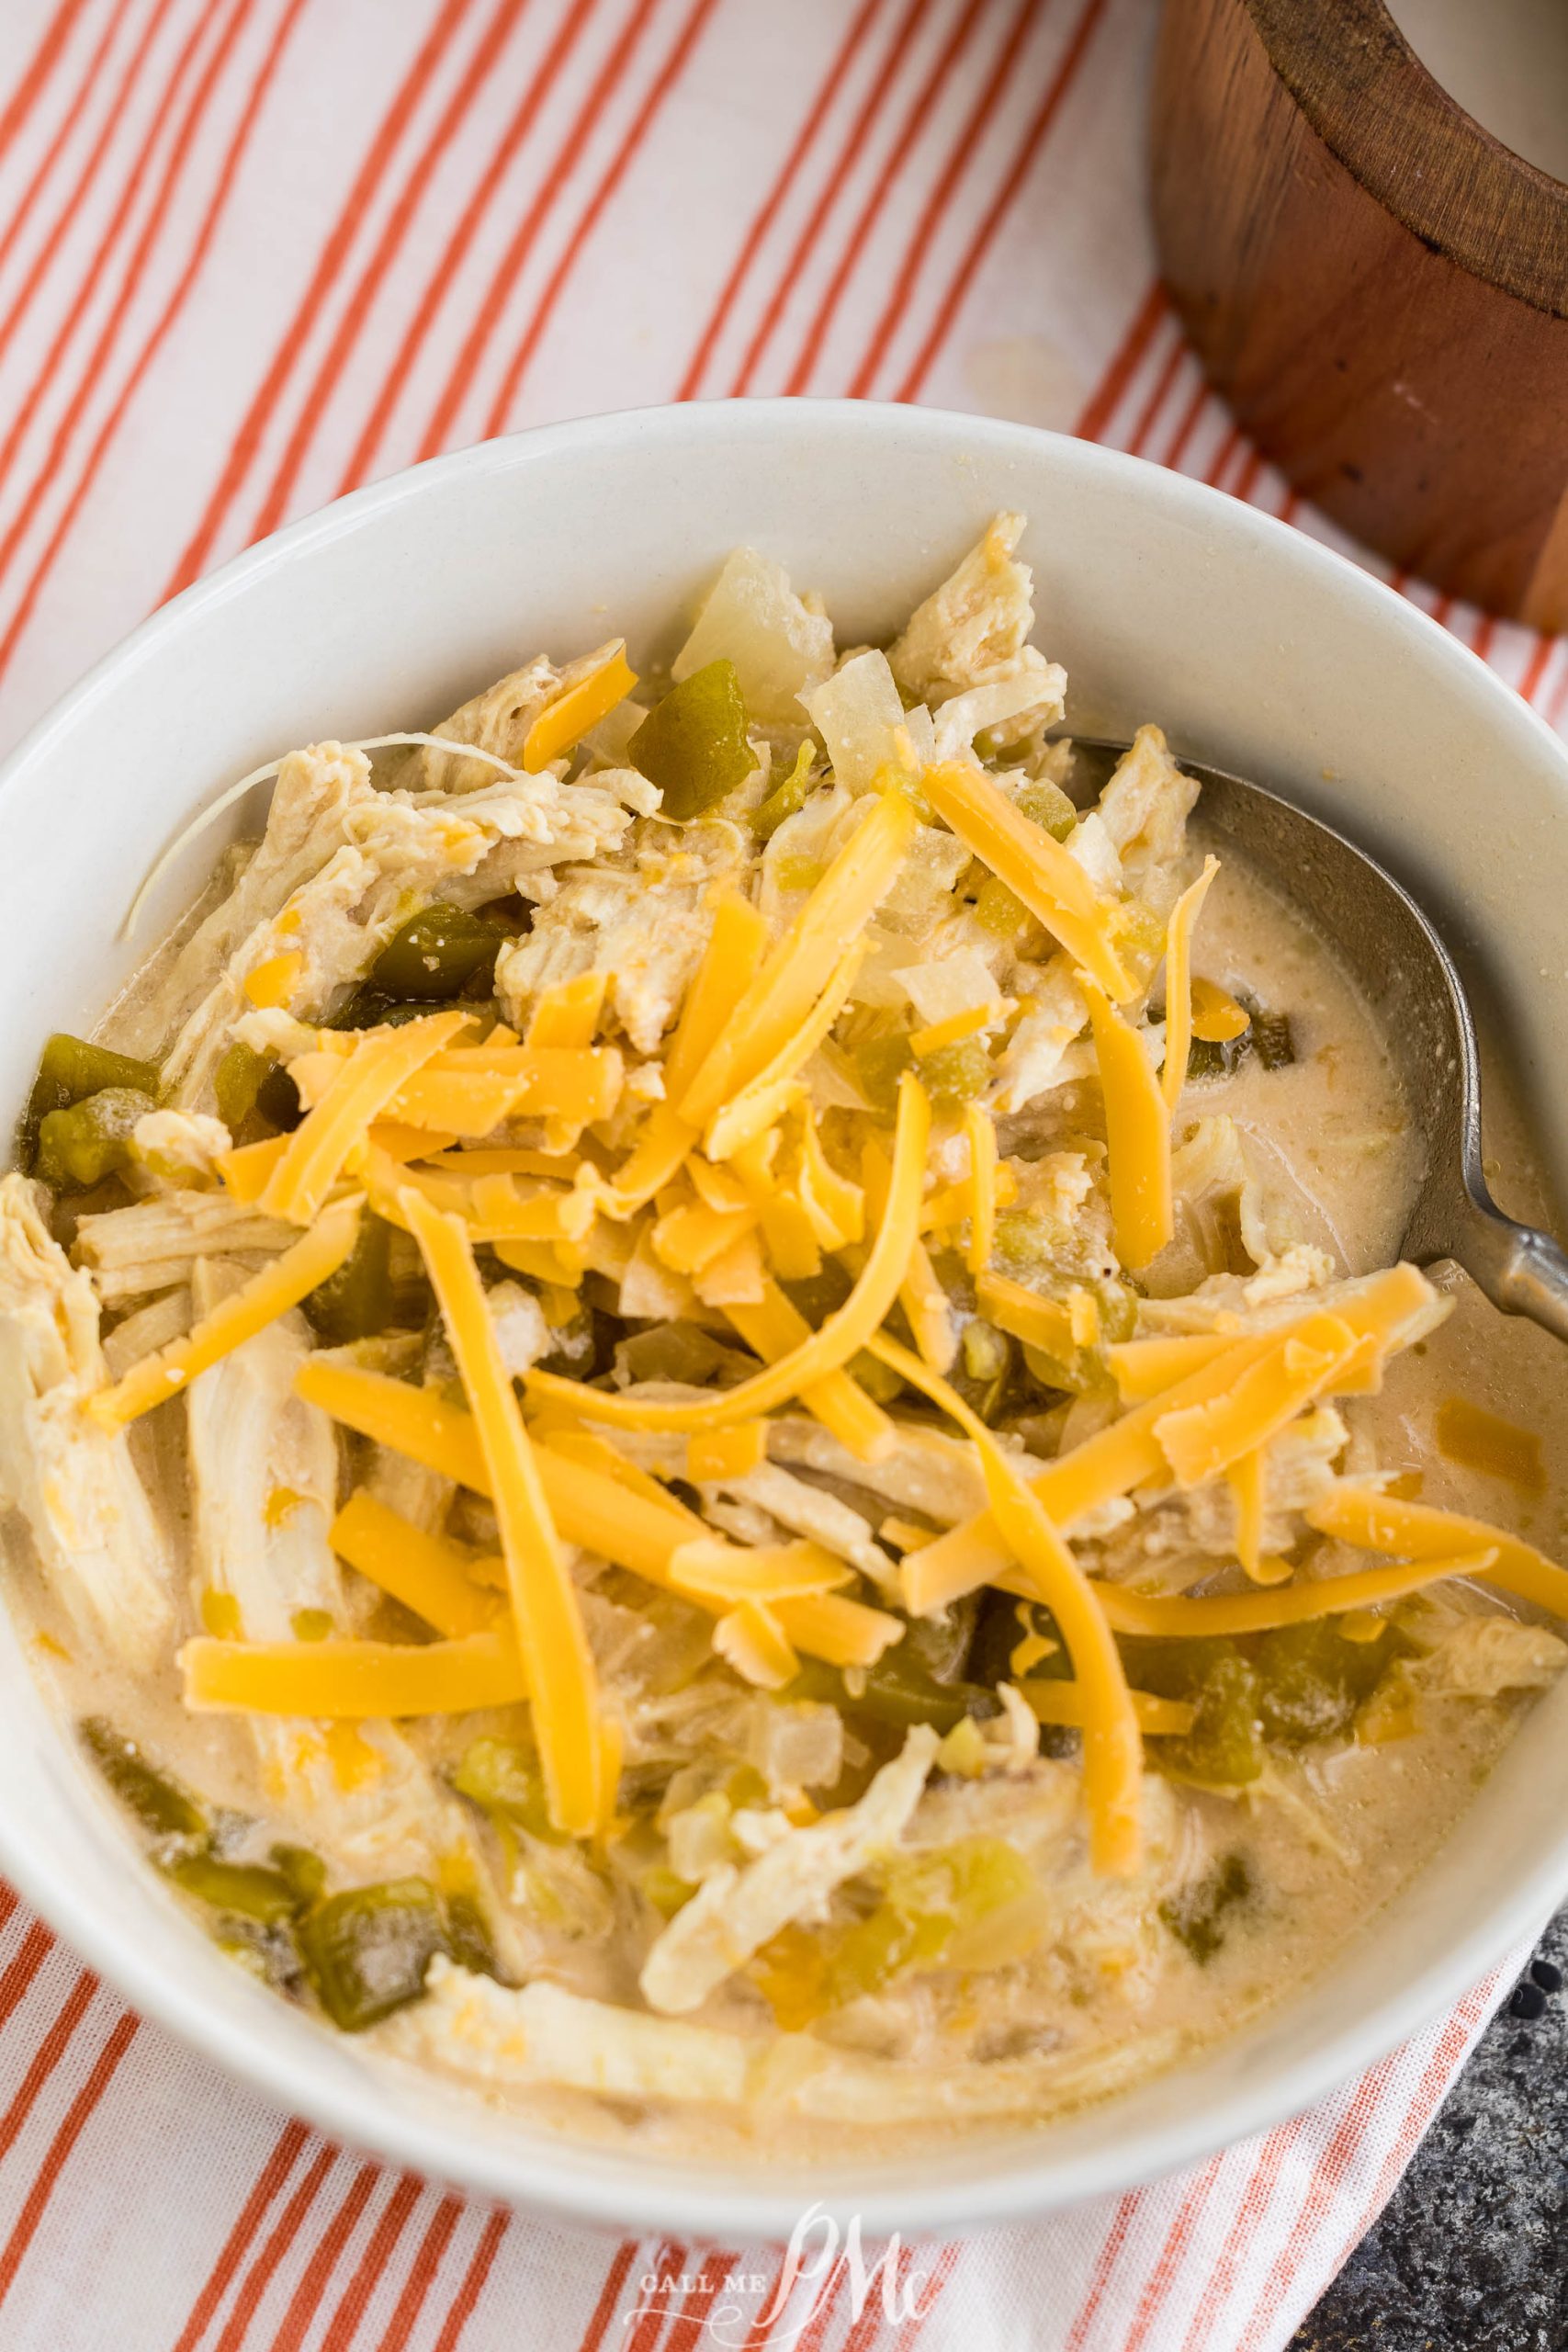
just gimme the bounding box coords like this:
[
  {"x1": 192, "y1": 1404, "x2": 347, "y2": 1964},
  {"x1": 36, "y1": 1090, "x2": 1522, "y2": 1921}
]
[
  {"x1": 340, "y1": 0, "x2": 610, "y2": 492},
  {"x1": 674, "y1": 0, "x2": 885, "y2": 400},
  {"x1": 0, "y1": 0, "x2": 138, "y2": 292},
  {"x1": 268, "y1": 2158, "x2": 381, "y2": 2352},
  {"x1": 782, "y1": 0, "x2": 990, "y2": 397},
  {"x1": 479, "y1": 0, "x2": 726, "y2": 438},
  {"x1": 0, "y1": 0, "x2": 317, "y2": 691},
  {"x1": 843, "y1": 0, "x2": 1040, "y2": 401},
  {"x1": 0, "y1": 2008, "x2": 138, "y2": 2314},
  {"x1": 0, "y1": 1968, "x2": 96, "y2": 2165},
  {"x1": 169, "y1": 2119, "x2": 311, "y2": 2352},
  {"x1": 892, "y1": 0, "x2": 1113, "y2": 402},
  {"x1": 430, "y1": 2206, "x2": 511, "y2": 2352},
  {"x1": 1074, "y1": 277, "x2": 1168, "y2": 441},
  {"x1": 0, "y1": 1920, "x2": 53, "y2": 2038},
  {"x1": 728, "y1": 0, "x2": 936, "y2": 398},
  {"x1": 318, "y1": 2170, "x2": 423, "y2": 2352},
  {"x1": 1231, "y1": 1984, "x2": 1499, "y2": 2352},
  {"x1": 571, "y1": 2237, "x2": 643, "y2": 2352},
  {"x1": 624, "y1": 2239, "x2": 688, "y2": 2352},
  {"x1": 212, "y1": 2142, "x2": 338, "y2": 2352},
  {"x1": 165, "y1": 0, "x2": 483, "y2": 592},
  {"x1": 0, "y1": 0, "x2": 95, "y2": 159},
  {"x1": 379, "y1": 2193, "x2": 466, "y2": 2352},
  {"x1": 248, "y1": 0, "x2": 528, "y2": 542},
  {"x1": 0, "y1": 0, "x2": 214, "y2": 464}
]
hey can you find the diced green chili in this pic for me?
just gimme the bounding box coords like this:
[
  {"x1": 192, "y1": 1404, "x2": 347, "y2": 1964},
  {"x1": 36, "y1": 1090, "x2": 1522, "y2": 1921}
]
[
  {"x1": 1252, "y1": 1010, "x2": 1295, "y2": 1070},
  {"x1": 1122, "y1": 1637, "x2": 1265, "y2": 1785},
  {"x1": 303, "y1": 1212, "x2": 395, "y2": 1343},
  {"x1": 442, "y1": 1884, "x2": 505, "y2": 1982},
  {"x1": 1014, "y1": 778, "x2": 1077, "y2": 841},
  {"x1": 452, "y1": 1737, "x2": 560, "y2": 1843},
  {"x1": 1159, "y1": 1851, "x2": 1254, "y2": 1963},
  {"x1": 854, "y1": 1034, "x2": 914, "y2": 1118},
  {"x1": 22, "y1": 1034, "x2": 161, "y2": 1167},
  {"x1": 1252, "y1": 1617, "x2": 1392, "y2": 1747},
  {"x1": 370, "y1": 903, "x2": 503, "y2": 1001},
  {"x1": 966, "y1": 1593, "x2": 1068, "y2": 1690},
  {"x1": 784, "y1": 1653, "x2": 999, "y2": 1736},
  {"x1": 164, "y1": 1854, "x2": 303, "y2": 1926},
  {"x1": 629, "y1": 661, "x2": 754, "y2": 820},
  {"x1": 974, "y1": 876, "x2": 1031, "y2": 938},
  {"x1": 35, "y1": 1086, "x2": 156, "y2": 1192},
  {"x1": 751, "y1": 746, "x2": 816, "y2": 841},
  {"x1": 915, "y1": 1037, "x2": 992, "y2": 1111},
  {"x1": 296, "y1": 1879, "x2": 446, "y2": 2031},
  {"x1": 269, "y1": 1843, "x2": 328, "y2": 1907},
  {"x1": 79, "y1": 1718, "x2": 207, "y2": 1843},
  {"x1": 614, "y1": 1321, "x2": 745, "y2": 1390}
]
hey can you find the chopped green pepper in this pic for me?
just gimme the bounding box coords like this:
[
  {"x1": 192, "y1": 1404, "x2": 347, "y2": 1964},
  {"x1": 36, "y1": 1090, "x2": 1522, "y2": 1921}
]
[
  {"x1": 22, "y1": 1034, "x2": 161, "y2": 1167},
  {"x1": 629, "y1": 660, "x2": 754, "y2": 820},
  {"x1": 973, "y1": 876, "x2": 1031, "y2": 938},
  {"x1": 303, "y1": 1213, "x2": 395, "y2": 1343},
  {"x1": 1123, "y1": 1637, "x2": 1265, "y2": 1784},
  {"x1": 614, "y1": 1320, "x2": 752, "y2": 1389},
  {"x1": 452, "y1": 1737, "x2": 560, "y2": 1843},
  {"x1": 1159, "y1": 1850, "x2": 1254, "y2": 1963},
  {"x1": 967, "y1": 1592, "x2": 1069, "y2": 1691},
  {"x1": 915, "y1": 1037, "x2": 992, "y2": 1110},
  {"x1": 1252, "y1": 1010, "x2": 1295, "y2": 1070},
  {"x1": 751, "y1": 744, "x2": 816, "y2": 841},
  {"x1": 1014, "y1": 778, "x2": 1077, "y2": 841},
  {"x1": 35, "y1": 1085, "x2": 156, "y2": 1191},
  {"x1": 369, "y1": 903, "x2": 503, "y2": 1001},
  {"x1": 784, "y1": 1652, "x2": 999, "y2": 1736},
  {"x1": 854, "y1": 1034, "x2": 914, "y2": 1118},
  {"x1": 80, "y1": 1718, "x2": 207, "y2": 1844},
  {"x1": 947, "y1": 1319, "x2": 1018, "y2": 1427},
  {"x1": 164, "y1": 1854, "x2": 303, "y2": 1926},
  {"x1": 269, "y1": 1843, "x2": 328, "y2": 1907},
  {"x1": 754, "y1": 1835, "x2": 1034, "y2": 2026},
  {"x1": 296, "y1": 1879, "x2": 446, "y2": 2031},
  {"x1": 1253, "y1": 1618, "x2": 1391, "y2": 1746},
  {"x1": 442, "y1": 1884, "x2": 505, "y2": 1982},
  {"x1": 214, "y1": 1042, "x2": 269, "y2": 1133}
]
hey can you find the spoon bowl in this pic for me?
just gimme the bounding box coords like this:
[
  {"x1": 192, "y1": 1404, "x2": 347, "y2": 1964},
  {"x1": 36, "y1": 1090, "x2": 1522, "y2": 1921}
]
[{"x1": 1074, "y1": 739, "x2": 1568, "y2": 1342}]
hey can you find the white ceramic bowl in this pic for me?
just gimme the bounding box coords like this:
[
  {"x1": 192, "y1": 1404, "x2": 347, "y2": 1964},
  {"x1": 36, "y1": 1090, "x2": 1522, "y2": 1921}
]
[{"x1": 3, "y1": 401, "x2": 1566, "y2": 2241}]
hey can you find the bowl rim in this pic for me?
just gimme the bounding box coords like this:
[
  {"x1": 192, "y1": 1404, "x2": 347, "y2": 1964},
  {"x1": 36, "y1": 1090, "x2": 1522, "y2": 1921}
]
[{"x1": 2, "y1": 396, "x2": 1566, "y2": 2241}]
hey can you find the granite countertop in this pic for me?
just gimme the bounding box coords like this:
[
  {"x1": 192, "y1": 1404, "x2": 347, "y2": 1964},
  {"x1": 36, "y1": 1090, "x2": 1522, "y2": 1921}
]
[{"x1": 1288, "y1": 1907, "x2": 1568, "y2": 2352}]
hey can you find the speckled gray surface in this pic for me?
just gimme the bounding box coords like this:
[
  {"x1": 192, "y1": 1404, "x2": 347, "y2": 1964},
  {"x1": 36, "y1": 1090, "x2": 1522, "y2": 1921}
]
[{"x1": 1288, "y1": 1907, "x2": 1568, "y2": 2352}]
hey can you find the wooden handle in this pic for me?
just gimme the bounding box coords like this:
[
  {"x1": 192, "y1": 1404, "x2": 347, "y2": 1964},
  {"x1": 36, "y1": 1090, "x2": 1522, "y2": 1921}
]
[{"x1": 1150, "y1": 0, "x2": 1568, "y2": 628}]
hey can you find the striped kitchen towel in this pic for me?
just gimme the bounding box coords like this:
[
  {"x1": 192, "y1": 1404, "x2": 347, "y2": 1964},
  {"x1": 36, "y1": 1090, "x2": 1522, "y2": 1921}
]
[{"x1": 0, "y1": 3, "x2": 1558, "y2": 2347}]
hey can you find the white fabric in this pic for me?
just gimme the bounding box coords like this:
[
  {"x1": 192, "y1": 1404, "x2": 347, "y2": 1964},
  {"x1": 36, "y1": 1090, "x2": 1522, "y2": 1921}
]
[{"x1": 0, "y1": 1, "x2": 1559, "y2": 2346}]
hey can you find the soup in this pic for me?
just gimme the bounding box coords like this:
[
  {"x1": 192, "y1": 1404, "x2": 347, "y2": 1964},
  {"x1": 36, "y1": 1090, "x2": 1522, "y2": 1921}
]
[{"x1": 4, "y1": 518, "x2": 1563, "y2": 2158}]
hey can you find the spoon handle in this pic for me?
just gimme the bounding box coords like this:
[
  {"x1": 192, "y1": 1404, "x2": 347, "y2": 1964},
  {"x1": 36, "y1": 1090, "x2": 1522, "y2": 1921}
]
[{"x1": 1450, "y1": 1195, "x2": 1568, "y2": 1347}]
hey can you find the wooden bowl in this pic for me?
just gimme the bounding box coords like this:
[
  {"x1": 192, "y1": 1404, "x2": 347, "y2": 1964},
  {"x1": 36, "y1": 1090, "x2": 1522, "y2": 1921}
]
[{"x1": 1150, "y1": 0, "x2": 1568, "y2": 627}]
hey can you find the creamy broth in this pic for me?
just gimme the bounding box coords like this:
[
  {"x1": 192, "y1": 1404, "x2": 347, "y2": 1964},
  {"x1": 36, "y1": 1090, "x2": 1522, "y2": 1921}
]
[{"x1": 5, "y1": 520, "x2": 1565, "y2": 2165}]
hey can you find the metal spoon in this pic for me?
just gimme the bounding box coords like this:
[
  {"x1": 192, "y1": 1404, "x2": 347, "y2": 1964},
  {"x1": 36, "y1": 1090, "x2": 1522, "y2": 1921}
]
[{"x1": 1070, "y1": 740, "x2": 1568, "y2": 1345}]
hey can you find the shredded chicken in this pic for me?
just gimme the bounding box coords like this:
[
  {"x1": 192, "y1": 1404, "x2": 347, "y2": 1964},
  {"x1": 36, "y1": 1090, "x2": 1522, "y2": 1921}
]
[
  {"x1": 640, "y1": 1725, "x2": 938, "y2": 2015},
  {"x1": 0, "y1": 1175, "x2": 173, "y2": 1669}
]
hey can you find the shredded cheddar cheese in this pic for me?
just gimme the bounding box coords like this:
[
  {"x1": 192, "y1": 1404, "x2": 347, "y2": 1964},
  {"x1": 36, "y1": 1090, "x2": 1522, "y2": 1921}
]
[
  {"x1": 88, "y1": 1197, "x2": 363, "y2": 1429},
  {"x1": 262, "y1": 1012, "x2": 467, "y2": 1224},
  {"x1": 181, "y1": 1630, "x2": 526, "y2": 1716},
  {"x1": 522, "y1": 641, "x2": 637, "y2": 772},
  {"x1": 919, "y1": 761, "x2": 1134, "y2": 1001},
  {"x1": 1160, "y1": 855, "x2": 1218, "y2": 1109},
  {"x1": 400, "y1": 1188, "x2": 603, "y2": 1838},
  {"x1": 870, "y1": 1331, "x2": 1144, "y2": 1877},
  {"x1": 1079, "y1": 974, "x2": 1172, "y2": 1272},
  {"x1": 526, "y1": 1073, "x2": 931, "y2": 1433},
  {"x1": 329, "y1": 1490, "x2": 499, "y2": 1639}
]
